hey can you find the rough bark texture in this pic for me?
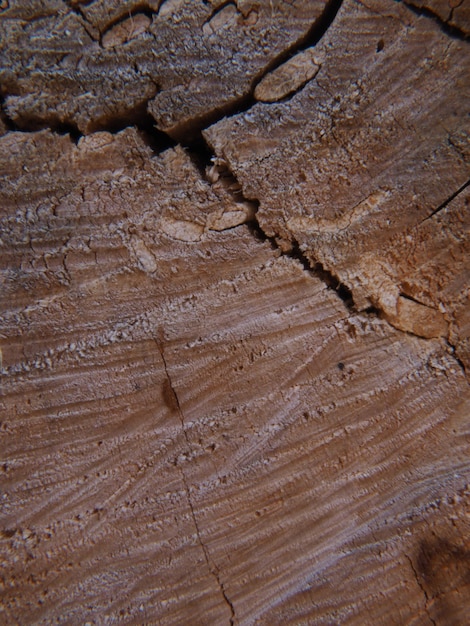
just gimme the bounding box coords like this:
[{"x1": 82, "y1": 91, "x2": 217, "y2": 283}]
[{"x1": 1, "y1": 0, "x2": 469, "y2": 625}]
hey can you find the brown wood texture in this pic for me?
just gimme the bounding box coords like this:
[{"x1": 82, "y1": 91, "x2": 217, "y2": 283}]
[
  {"x1": 1, "y1": 0, "x2": 469, "y2": 625},
  {"x1": 0, "y1": 0, "x2": 328, "y2": 137},
  {"x1": 205, "y1": 0, "x2": 470, "y2": 370}
]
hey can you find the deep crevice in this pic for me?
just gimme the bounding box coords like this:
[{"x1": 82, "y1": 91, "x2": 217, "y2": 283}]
[
  {"x1": 0, "y1": 102, "x2": 176, "y2": 153},
  {"x1": 364, "y1": 304, "x2": 382, "y2": 316},
  {"x1": 244, "y1": 213, "x2": 355, "y2": 310},
  {"x1": 136, "y1": 124, "x2": 176, "y2": 154},
  {"x1": 0, "y1": 91, "x2": 25, "y2": 134},
  {"x1": 288, "y1": 236, "x2": 355, "y2": 308},
  {"x1": 165, "y1": 0, "x2": 344, "y2": 143},
  {"x1": 0, "y1": 100, "x2": 83, "y2": 143},
  {"x1": 87, "y1": 106, "x2": 176, "y2": 152},
  {"x1": 183, "y1": 135, "x2": 215, "y2": 177},
  {"x1": 0, "y1": 95, "x2": 15, "y2": 133},
  {"x1": 401, "y1": 0, "x2": 469, "y2": 41},
  {"x1": 421, "y1": 178, "x2": 470, "y2": 222}
]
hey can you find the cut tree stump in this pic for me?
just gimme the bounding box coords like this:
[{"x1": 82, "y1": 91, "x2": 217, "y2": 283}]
[{"x1": 1, "y1": 1, "x2": 469, "y2": 625}]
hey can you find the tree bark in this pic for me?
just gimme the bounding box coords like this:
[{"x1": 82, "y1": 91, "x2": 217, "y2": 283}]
[{"x1": 1, "y1": 1, "x2": 469, "y2": 624}]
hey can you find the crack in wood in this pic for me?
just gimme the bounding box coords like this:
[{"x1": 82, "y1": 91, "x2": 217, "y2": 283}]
[
  {"x1": 245, "y1": 216, "x2": 356, "y2": 309},
  {"x1": 1, "y1": 0, "x2": 345, "y2": 144},
  {"x1": 63, "y1": 0, "x2": 99, "y2": 41},
  {"x1": 2, "y1": 0, "x2": 468, "y2": 372},
  {"x1": 190, "y1": 137, "x2": 468, "y2": 381},
  {"x1": 2, "y1": 108, "x2": 465, "y2": 377},
  {"x1": 405, "y1": 554, "x2": 437, "y2": 626},
  {"x1": 199, "y1": 0, "x2": 345, "y2": 137},
  {"x1": 401, "y1": 0, "x2": 470, "y2": 40},
  {"x1": 399, "y1": 292, "x2": 437, "y2": 308},
  {"x1": 0, "y1": 94, "x2": 17, "y2": 133},
  {"x1": 420, "y1": 178, "x2": 470, "y2": 223},
  {"x1": 2, "y1": 5, "x2": 469, "y2": 620},
  {"x1": 154, "y1": 332, "x2": 236, "y2": 624}
]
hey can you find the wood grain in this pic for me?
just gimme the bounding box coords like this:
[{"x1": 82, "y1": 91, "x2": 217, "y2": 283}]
[
  {"x1": 1, "y1": 128, "x2": 469, "y2": 624},
  {"x1": 1, "y1": 0, "x2": 469, "y2": 623}
]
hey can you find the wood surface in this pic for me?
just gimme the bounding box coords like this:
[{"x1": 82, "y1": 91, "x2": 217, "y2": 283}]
[
  {"x1": 0, "y1": 0, "x2": 328, "y2": 137},
  {"x1": 205, "y1": 0, "x2": 470, "y2": 370},
  {"x1": 1, "y1": 0, "x2": 469, "y2": 624}
]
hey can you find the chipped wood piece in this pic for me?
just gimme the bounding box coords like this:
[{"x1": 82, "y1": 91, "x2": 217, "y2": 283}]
[
  {"x1": 205, "y1": 204, "x2": 256, "y2": 231},
  {"x1": 254, "y1": 48, "x2": 321, "y2": 102},
  {"x1": 101, "y1": 13, "x2": 152, "y2": 48},
  {"x1": 387, "y1": 294, "x2": 449, "y2": 338}
]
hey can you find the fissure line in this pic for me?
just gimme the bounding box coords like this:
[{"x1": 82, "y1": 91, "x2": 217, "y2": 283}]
[
  {"x1": 401, "y1": 0, "x2": 469, "y2": 41},
  {"x1": 191, "y1": 135, "x2": 468, "y2": 381},
  {"x1": 405, "y1": 554, "x2": 437, "y2": 626},
  {"x1": 154, "y1": 335, "x2": 236, "y2": 625}
]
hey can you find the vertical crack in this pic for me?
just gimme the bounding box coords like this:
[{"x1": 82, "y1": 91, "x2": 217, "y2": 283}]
[
  {"x1": 405, "y1": 554, "x2": 437, "y2": 626},
  {"x1": 154, "y1": 332, "x2": 235, "y2": 625}
]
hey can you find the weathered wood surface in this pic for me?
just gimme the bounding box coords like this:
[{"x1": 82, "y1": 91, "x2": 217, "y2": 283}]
[
  {"x1": 206, "y1": 0, "x2": 470, "y2": 370},
  {"x1": 1, "y1": 0, "x2": 470, "y2": 624},
  {"x1": 0, "y1": 0, "x2": 329, "y2": 137},
  {"x1": 405, "y1": 0, "x2": 470, "y2": 33}
]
